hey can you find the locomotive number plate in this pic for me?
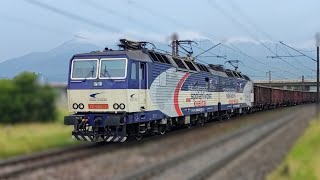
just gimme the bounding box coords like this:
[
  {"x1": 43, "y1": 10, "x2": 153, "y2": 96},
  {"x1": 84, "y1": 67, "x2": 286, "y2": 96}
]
[{"x1": 88, "y1": 104, "x2": 109, "y2": 109}]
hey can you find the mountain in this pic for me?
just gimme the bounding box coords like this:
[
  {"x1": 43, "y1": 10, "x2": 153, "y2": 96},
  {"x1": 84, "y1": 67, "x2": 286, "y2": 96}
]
[
  {"x1": 0, "y1": 39, "x2": 315, "y2": 82},
  {"x1": 0, "y1": 41, "x2": 100, "y2": 82}
]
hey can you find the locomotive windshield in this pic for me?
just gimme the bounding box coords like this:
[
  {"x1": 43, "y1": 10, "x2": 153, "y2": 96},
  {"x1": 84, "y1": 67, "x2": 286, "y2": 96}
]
[
  {"x1": 99, "y1": 58, "x2": 127, "y2": 79},
  {"x1": 71, "y1": 59, "x2": 98, "y2": 79}
]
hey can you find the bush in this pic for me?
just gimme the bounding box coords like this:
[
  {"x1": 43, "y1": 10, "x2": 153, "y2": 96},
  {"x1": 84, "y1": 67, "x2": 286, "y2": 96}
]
[{"x1": 0, "y1": 72, "x2": 57, "y2": 124}]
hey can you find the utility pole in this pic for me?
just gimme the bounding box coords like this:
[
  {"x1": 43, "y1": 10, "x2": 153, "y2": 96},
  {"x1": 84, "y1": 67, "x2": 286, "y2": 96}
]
[
  {"x1": 302, "y1": 75, "x2": 305, "y2": 92},
  {"x1": 171, "y1": 33, "x2": 179, "y2": 56},
  {"x1": 266, "y1": 71, "x2": 272, "y2": 87},
  {"x1": 316, "y1": 33, "x2": 320, "y2": 103}
]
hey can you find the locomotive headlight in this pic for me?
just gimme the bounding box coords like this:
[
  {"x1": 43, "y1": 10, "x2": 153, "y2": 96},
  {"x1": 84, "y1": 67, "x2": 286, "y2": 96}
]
[
  {"x1": 113, "y1": 103, "x2": 119, "y2": 110},
  {"x1": 93, "y1": 82, "x2": 98, "y2": 86},
  {"x1": 98, "y1": 81, "x2": 103, "y2": 86},
  {"x1": 72, "y1": 103, "x2": 79, "y2": 109}
]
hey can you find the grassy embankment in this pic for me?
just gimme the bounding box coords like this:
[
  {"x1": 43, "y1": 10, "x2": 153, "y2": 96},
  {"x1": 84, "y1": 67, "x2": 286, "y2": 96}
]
[
  {"x1": 0, "y1": 109, "x2": 79, "y2": 159},
  {"x1": 268, "y1": 115, "x2": 320, "y2": 180}
]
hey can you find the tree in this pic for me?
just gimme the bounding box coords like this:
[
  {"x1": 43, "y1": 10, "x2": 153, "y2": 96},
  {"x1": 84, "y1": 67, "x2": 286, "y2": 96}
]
[{"x1": 0, "y1": 72, "x2": 57, "y2": 124}]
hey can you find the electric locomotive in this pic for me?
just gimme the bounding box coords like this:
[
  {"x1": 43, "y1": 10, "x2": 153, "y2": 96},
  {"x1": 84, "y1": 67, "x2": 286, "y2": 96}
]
[{"x1": 64, "y1": 39, "x2": 254, "y2": 142}]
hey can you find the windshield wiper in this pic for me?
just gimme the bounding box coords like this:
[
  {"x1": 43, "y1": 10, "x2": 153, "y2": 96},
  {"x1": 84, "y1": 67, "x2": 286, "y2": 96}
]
[
  {"x1": 101, "y1": 65, "x2": 114, "y2": 81},
  {"x1": 82, "y1": 66, "x2": 95, "y2": 82}
]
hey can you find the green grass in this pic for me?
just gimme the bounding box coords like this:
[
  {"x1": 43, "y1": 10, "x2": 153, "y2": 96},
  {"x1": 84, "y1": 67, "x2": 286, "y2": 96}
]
[
  {"x1": 268, "y1": 115, "x2": 320, "y2": 180},
  {"x1": 0, "y1": 109, "x2": 79, "y2": 159}
]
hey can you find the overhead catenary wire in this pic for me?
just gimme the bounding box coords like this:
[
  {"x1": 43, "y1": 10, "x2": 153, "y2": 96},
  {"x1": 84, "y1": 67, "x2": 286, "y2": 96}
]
[
  {"x1": 226, "y1": 0, "x2": 316, "y2": 77},
  {"x1": 24, "y1": 0, "x2": 155, "y2": 41},
  {"x1": 194, "y1": 43, "x2": 221, "y2": 58},
  {"x1": 193, "y1": 45, "x2": 225, "y2": 59},
  {"x1": 0, "y1": 12, "x2": 70, "y2": 35},
  {"x1": 192, "y1": 40, "x2": 289, "y2": 79},
  {"x1": 226, "y1": 0, "x2": 275, "y2": 41},
  {"x1": 25, "y1": 0, "x2": 120, "y2": 33},
  {"x1": 207, "y1": 0, "x2": 305, "y2": 77},
  {"x1": 193, "y1": 42, "x2": 289, "y2": 79},
  {"x1": 280, "y1": 44, "x2": 316, "y2": 72},
  {"x1": 80, "y1": 0, "x2": 161, "y2": 33},
  {"x1": 224, "y1": 43, "x2": 297, "y2": 79},
  {"x1": 260, "y1": 42, "x2": 307, "y2": 75},
  {"x1": 223, "y1": 43, "x2": 285, "y2": 72},
  {"x1": 127, "y1": 0, "x2": 191, "y2": 30},
  {"x1": 22, "y1": 0, "x2": 305, "y2": 80},
  {"x1": 0, "y1": 12, "x2": 95, "y2": 48},
  {"x1": 126, "y1": 0, "x2": 296, "y2": 80},
  {"x1": 227, "y1": 0, "x2": 317, "y2": 56},
  {"x1": 125, "y1": 0, "x2": 219, "y2": 42},
  {"x1": 279, "y1": 41, "x2": 317, "y2": 62}
]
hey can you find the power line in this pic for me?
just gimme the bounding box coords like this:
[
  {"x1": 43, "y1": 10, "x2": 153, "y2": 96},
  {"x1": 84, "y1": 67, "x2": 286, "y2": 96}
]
[
  {"x1": 193, "y1": 40, "x2": 289, "y2": 79},
  {"x1": 25, "y1": 0, "x2": 120, "y2": 33},
  {"x1": 193, "y1": 45, "x2": 223, "y2": 58},
  {"x1": 126, "y1": 0, "x2": 219, "y2": 41},
  {"x1": 207, "y1": 0, "x2": 303, "y2": 77},
  {"x1": 194, "y1": 43, "x2": 222, "y2": 58},
  {"x1": 127, "y1": 0, "x2": 190, "y2": 30},
  {"x1": 279, "y1": 41, "x2": 317, "y2": 62},
  {"x1": 280, "y1": 44, "x2": 316, "y2": 72},
  {"x1": 193, "y1": 42, "x2": 289, "y2": 79},
  {"x1": 226, "y1": 43, "x2": 301, "y2": 78},
  {"x1": 127, "y1": 0, "x2": 291, "y2": 79},
  {"x1": 0, "y1": 12, "x2": 69, "y2": 35},
  {"x1": 80, "y1": 0, "x2": 161, "y2": 33},
  {"x1": 227, "y1": 0, "x2": 316, "y2": 77},
  {"x1": 224, "y1": 43, "x2": 282, "y2": 71},
  {"x1": 260, "y1": 42, "x2": 306, "y2": 75},
  {"x1": 25, "y1": 0, "x2": 308, "y2": 80},
  {"x1": 226, "y1": 0, "x2": 275, "y2": 41},
  {"x1": 0, "y1": 12, "x2": 94, "y2": 46}
]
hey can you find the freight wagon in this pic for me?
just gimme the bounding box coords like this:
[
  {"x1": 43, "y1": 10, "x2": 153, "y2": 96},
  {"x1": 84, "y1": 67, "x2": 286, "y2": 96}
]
[{"x1": 254, "y1": 85, "x2": 316, "y2": 110}]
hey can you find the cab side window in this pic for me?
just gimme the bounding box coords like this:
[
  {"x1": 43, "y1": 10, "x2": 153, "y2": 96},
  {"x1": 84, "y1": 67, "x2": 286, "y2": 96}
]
[{"x1": 131, "y1": 62, "x2": 137, "y2": 80}]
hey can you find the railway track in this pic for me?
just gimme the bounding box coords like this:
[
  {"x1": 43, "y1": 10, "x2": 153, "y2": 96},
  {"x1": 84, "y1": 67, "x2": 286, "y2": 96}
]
[
  {"x1": 0, "y1": 142, "x2": 126, "y2": 179},
  {"x1": 0, "y1": 105, "x2": 313, "y2": 179},
  {"x1": 0, "y1": 118, "x2": 224, "y2": 179},
  {"x1": 118, "y1": 107, "x2": 312, "y2": 180},
  {"x1": 0, "y1": 144, "x2": 97, "y2": 179}
]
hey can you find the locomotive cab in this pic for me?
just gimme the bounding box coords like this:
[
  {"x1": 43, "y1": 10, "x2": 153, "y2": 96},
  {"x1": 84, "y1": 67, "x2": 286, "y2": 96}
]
[{"x1": 68, "y1": 56, "x2": 148, "y2": 113}]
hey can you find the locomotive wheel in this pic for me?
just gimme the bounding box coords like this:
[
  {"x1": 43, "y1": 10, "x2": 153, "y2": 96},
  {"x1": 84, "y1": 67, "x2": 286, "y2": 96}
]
[
  {"x1": 135, "y1": 134, "x2": 143, "y2": 141},
  {"x1": 199, "y1": 117, "x2": 205, "y2": 126},
  {"x1": 186, "y1": 123, "x2": 192, "y2": 129},
  {"x1": 159, "y1": 125, "x2": 166, "y2": 135},
  {"x1": 199, "y1": 119, "x2": 204, "y2": 126}
]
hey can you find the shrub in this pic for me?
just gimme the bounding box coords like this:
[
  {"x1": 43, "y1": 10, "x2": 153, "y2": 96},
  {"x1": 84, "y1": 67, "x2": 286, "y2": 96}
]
[{"x1": 0, "y1": 72, "x2": 57, "y2": 123}]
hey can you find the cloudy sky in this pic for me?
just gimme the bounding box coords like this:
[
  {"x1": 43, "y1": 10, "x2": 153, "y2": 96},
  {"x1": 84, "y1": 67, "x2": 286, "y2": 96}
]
[{"x1": 0, "y1": 0, "x2": 319, "y2": 62}]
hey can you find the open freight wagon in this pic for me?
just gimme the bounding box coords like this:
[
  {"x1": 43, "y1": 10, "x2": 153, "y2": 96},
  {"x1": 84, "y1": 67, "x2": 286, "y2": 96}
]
[{"x1": 254, "y1": 85, "x2": 316, "y2": 109}]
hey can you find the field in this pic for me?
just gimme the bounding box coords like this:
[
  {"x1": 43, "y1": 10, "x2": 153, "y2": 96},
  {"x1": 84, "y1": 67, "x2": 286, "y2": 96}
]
[
  {"x1": 0, "y1": 110, "x2": 79, "y2": 159},
  {"x1": 268, "y1": 115, "x2": 320, "y2": 180}
]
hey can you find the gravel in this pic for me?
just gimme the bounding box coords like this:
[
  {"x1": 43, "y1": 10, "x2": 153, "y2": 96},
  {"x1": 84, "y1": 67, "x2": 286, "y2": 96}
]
[
  {"x1": 209, "y1": 104, "x2": 317, "y2": 180},
  {"x1": 9, "y1": 105, "x2": 315, "y2": 180}
]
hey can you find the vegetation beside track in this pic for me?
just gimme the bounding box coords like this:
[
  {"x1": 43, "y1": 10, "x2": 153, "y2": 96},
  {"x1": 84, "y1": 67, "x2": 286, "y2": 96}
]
[
  {"x1": 0, "y1": 72, "x2": 78, "y2": 159},
  {"x1": 268, "y1": 115, "x2": 320, "y2": 180},
  {"x1": 0, "y1": 72, "x2": 57, "y2": 124},
  {"x1": 0, "y1": 109, "x2": 79, "y2": 159}
]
